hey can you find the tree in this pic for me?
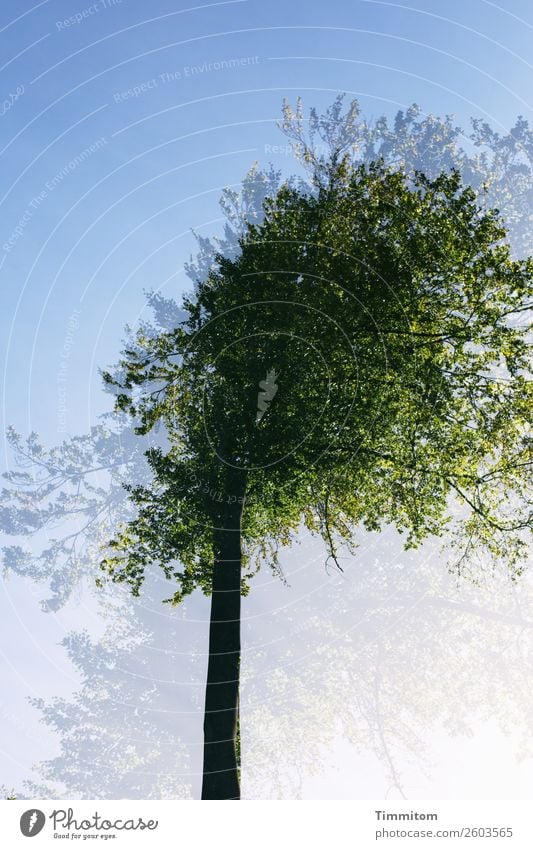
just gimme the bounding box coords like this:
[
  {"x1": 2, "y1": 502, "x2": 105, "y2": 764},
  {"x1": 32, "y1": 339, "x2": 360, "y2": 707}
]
[
  {"x1": 100, "y1": 146, "x2": 532, "y2": 798},
  {"x1": 3, "y1": 97, "x2": 532, "y2": 801}
]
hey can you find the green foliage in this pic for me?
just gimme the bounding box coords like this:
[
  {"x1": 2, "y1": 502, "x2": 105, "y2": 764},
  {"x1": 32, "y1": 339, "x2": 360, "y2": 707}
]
[{"x1": 101, "y1": 157, "x2": 532, "y2": 604}]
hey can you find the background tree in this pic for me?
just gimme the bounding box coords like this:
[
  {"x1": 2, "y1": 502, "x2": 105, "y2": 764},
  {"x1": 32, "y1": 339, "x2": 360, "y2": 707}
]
[
  {"x1": 6, "y1": 529, "x2": 532, "y2": 801},
  {"x1": 101, "y1": 154, "x2": 532, "y2": 798},
  {"x1": 22, "y1": 578, "x2": 192, "y2": 801}
]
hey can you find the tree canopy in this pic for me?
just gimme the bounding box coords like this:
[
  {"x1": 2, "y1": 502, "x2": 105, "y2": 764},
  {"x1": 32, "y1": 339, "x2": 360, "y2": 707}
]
[{"x1": 101, "y1": 159, "x2": 532, "y2": 603}]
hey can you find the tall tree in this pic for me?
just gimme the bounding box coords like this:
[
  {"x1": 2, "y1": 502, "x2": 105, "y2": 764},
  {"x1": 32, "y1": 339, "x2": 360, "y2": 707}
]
[
  {"x1": 3, "y1": 97, "x2": 533, "y2": 800},
  {"x1": 101, "y1": 153, "x2": 532, "y2": 798}
]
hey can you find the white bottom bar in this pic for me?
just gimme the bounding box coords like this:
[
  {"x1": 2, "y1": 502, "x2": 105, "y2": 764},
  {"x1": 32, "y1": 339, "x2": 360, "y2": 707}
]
[{"x1": 1, "y1": 800, "x2": 531, "y2": 848}]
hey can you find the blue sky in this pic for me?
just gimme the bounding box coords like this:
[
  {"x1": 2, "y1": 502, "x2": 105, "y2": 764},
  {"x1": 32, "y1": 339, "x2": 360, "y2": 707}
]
[{"x1": 1, "y1": 0, "x2": 533, "y2": 799}]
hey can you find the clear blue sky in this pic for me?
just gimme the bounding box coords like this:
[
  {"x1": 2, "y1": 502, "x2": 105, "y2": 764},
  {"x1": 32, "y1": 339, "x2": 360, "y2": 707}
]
[{"x1": 1, "y1": 0, "x2": 533, "y2": 799}]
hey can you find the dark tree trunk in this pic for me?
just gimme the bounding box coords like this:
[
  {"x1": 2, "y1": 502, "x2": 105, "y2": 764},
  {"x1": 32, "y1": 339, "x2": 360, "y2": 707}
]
[{"x1": 201, "y1": 485, "x2": 245, "y2": 800}]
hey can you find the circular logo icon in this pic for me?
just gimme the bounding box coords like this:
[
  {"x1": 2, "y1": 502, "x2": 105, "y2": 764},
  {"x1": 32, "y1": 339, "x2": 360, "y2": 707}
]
[{"x1": 20, "y1": 809, "x2": 46, "y2": 837}]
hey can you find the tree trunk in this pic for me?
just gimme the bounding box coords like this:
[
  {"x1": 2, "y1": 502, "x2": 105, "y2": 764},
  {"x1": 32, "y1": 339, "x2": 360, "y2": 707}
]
[{"x1": 201, "y1": 488, "x2": 244, "y2": 800}]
